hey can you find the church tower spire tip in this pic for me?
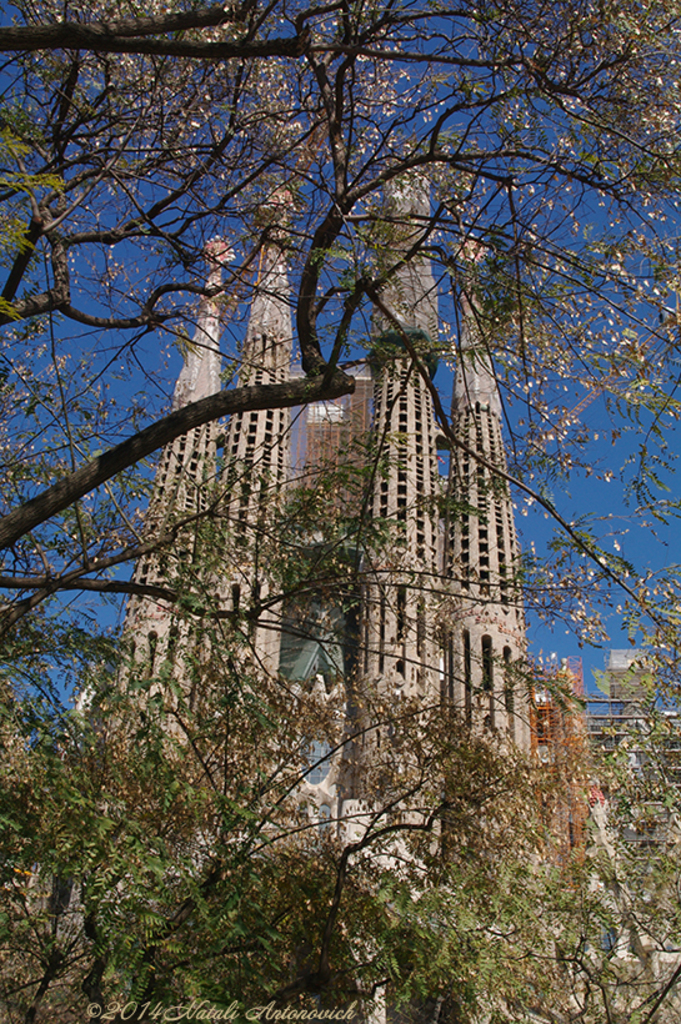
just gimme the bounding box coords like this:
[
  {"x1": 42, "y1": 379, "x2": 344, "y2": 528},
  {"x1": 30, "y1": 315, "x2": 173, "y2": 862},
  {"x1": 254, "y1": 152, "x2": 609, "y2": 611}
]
[{"x1": 171, "y1": 237, "x2": 232, "y2": 412}]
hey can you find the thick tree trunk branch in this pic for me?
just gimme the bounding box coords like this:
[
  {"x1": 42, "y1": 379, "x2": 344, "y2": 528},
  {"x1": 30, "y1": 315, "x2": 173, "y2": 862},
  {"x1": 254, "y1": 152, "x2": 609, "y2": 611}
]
[
  {"x1": 0, "y1": 370, "x2": 354, "y2": 552},
  {"x1": 0, "y1": 18, "x2": 309, "y2": 59},
  {"x1": 5, "y1": 4, "x2": 240, "y2": 45}
]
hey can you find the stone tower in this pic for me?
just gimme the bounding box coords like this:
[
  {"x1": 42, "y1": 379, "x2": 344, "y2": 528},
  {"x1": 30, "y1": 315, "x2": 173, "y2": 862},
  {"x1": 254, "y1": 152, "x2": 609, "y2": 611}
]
[
  {"x1": 223, "y1": 241, "x2": 292, "y2": 533},
  {"x1": 124, "y1": 238, "x2": 231, "y2": 660},
  {"x1": 363, "y1": 179, "x2": 441, "y2": 701},
  {"x1": 444, "y1": 288, "x2": 530, "y2": 747},
  {"x1": 222, "y1": 237, "x2": 293, "y2": 673}
]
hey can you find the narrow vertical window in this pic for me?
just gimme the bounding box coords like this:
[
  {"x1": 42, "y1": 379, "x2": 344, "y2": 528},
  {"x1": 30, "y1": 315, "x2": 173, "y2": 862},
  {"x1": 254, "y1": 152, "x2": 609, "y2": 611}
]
[
  {"x1": 482, "y1": 635, "x2": 494, "y2": 728},
  {"x1": 482, "y1": 635, "x2": 493, "y2": 692},
  {"x1": 417, "y1": 600, "x2": 425, "y2": 662},
  {"x1": 464, "y1": 629, "x2": 472, "y2": 725},
  {"x1": 504, "y1": 646, "x2": 515, "y2": 742},
  {"x1": 166, "y1": 625, "x2": 179, "y2": 667},
  {"x1": 379, "y1": 592, "x2": 386, "y2": 674},
  {"x1": 396, "y1": 586, "x2": 406, "y2": 642},
  {"x1": 147, "y1": 631, "x2": 158, "y2": 677}
]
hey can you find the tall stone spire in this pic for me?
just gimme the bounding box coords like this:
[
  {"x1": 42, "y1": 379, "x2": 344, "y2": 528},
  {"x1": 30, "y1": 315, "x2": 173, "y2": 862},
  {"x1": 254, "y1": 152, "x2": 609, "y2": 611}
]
[
  {"x1": 377, "y1": 175, "x2": 438, "y2": 340},
  {"x1": 222, "y1": 231, "x2": 293, "y2": 673},
  {"x1": 171, "y1": 238, "x2": 229, "y2": 411},
  {"x1": 444, "y1": 276, "x2": 530, "y2": 747},
  {"x1": 124, "y1": 239, "x2": 230, "y2": 657},
  {"x1": 453, "y1": 293, "x2": 502, "y2": 418},
  {"x1": 364, "y1": 177, "x2": 440, "y2": 699},
  {"x1": 136, "y1": 239, "x2": 230, "y2": 548},
  {"x1": 223, "y1": 238, "x2": 292, "y2": 536}
]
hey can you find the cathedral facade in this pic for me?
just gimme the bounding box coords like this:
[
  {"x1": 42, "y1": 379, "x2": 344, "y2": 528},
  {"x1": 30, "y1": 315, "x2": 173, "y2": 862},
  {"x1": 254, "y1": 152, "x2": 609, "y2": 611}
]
[{"x1": 123, "y1": 186, "x2": 531, "y2": 833}]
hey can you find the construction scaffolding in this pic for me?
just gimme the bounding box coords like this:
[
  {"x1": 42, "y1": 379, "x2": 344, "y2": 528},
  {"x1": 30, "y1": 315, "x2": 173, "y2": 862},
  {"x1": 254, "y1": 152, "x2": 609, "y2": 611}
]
[
  {"x1": 532, "y1": 656, "x2": 589, "y2": 858},
  {"x1": 586, "y1": 649, "x2": 651, "y2": 753},
  {"x1": 290, "y1": 366, "x2": 374, "y2": 518},
  {"x1": 292, "y1": 366, "x2": 373, "y2": 474}
]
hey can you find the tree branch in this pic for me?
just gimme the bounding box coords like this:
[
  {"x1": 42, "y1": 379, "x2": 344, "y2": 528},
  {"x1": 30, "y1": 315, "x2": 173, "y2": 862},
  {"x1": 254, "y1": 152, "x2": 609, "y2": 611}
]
[
  {"x1": 0, "y1": 19, "x2": 309, "y2": 59},
  {"x1": 0, "y1": 370, "x2": 354, "y2": 552}
]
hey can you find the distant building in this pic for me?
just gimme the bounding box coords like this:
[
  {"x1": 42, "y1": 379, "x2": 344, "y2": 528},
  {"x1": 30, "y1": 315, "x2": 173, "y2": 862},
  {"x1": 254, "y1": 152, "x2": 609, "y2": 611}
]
[
  {"x1": 587, "y1": 649, "x2": 651, "y2": 755},
  {"x1": 586, "y1": 649, "x2": 681, "y2": 844},
  {"x1": 532, "y1": 656, "x2": 589, "y2": 857}
]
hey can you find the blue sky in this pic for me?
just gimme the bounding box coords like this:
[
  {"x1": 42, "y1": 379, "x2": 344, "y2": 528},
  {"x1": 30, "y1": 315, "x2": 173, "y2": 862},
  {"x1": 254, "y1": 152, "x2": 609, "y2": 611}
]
[{"x1": 520, "y1": 396, "x2": 679, "y2": 692}]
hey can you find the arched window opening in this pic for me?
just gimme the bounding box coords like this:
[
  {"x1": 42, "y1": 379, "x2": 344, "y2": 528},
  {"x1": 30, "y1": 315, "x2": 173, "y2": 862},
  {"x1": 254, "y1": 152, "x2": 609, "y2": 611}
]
[{"x1": 306, "y1": 740, "x2": 332, "y2": 786}]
